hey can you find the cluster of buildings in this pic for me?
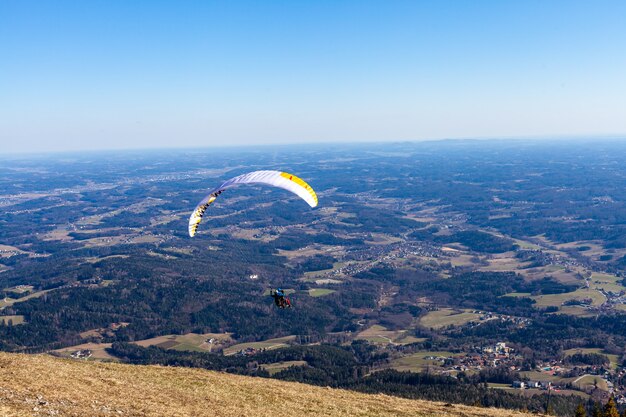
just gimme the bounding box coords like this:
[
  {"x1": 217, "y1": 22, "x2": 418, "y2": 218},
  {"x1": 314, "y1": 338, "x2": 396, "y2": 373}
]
[
  {"x1": 387, "y1": 243, "x2": 444, "y2": 260},
  {"x1": 516, "y1": 249, "x2": 584, "y2": 270},
  {"x1": 442, "y1": 342, "x2": 522, "y2": 372},
  {"x1": 512, "y1": 380, "x2": 552, "y2": 390},
  {"x1": 70, "y1": 349, "x2": 92, "y2": 359},
  {"x1": 313, "y1": 241, "x2": 444, "y2": 279},
  {"x1": 471, "y1": 312, "x2": 531, "y2": 328},
  {"x1": 346, "y1": 241, "x2": 442, "y2": 263},
  {"x1": 597, "y1": 288, "x2": 626, "y2": 310},
  {"x1": 236, "y1": 347, "x2": 260, "y2": 356},
  {"x1": 0, "y1": 248, "x2": 23, "y2": 258},
  {"x1": 430, "y1": 343, "x2": 621, "y2": 396}
]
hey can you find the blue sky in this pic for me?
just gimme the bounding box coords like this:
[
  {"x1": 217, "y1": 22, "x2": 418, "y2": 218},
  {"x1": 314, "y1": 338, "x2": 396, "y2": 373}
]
[{"x1": 1, "y1": 0, "x2": 625, "y2": 153}]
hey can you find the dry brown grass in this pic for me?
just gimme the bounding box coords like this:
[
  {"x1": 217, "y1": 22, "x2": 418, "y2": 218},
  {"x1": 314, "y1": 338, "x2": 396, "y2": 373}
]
[{"x1": 0, "y1": 351, "x2": 537, "y2": 417}]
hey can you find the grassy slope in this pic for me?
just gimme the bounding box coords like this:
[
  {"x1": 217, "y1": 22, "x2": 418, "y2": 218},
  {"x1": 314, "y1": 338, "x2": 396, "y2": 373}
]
[{"x1": 0, "y1": 352, "x2": 537, "y2": 417}]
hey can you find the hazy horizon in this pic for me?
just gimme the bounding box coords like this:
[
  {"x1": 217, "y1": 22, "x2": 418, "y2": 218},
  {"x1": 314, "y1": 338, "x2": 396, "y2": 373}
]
[{"x1": 3, "y1": 135, "x2": 626, "y2": 159}]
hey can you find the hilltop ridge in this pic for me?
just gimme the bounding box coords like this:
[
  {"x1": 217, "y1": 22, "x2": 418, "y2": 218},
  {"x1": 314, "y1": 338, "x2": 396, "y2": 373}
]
[{"x1": 0, "y1": 351, "x2": 537, "y2": 417}]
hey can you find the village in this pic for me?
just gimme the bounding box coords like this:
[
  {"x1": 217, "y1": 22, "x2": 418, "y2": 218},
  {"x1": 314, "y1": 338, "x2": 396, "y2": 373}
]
[{"x1": 420, "y1": 341, "x2": 625, "y2": 402}]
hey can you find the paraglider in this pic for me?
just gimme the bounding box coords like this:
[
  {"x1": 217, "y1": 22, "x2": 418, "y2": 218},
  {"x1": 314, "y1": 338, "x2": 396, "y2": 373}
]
[
  {"x1": 188, "y1": 170, "x2": 318, "y2": 237},
  {"x1": 270, "y1": 288, "x2": 291, "y2": 309}
]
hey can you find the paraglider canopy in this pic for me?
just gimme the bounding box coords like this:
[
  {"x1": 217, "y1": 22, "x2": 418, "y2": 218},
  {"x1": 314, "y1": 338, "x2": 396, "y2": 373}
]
[{"x1": 188, "y1": 170, "x2": 318, "y2": 237}]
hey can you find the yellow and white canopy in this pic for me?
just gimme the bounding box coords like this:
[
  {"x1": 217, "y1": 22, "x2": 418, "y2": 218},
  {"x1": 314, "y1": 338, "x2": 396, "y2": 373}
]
[{"x1": 188, "y1": 170, "x2": 318, "y2": 237}]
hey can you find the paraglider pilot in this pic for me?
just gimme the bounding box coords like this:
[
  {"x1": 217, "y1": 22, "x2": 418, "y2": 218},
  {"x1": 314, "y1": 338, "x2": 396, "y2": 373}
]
[{"x1": 270, "y1": 288, "x2": 291, "y2": 309}]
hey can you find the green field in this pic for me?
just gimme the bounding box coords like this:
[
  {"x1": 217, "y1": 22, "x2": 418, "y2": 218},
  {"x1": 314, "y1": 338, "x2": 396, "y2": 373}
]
[
  {"x1": 531, "y1": 288, "x2": 605, "y2": 309},
  {"x1": 544, "y1": 265, "x2": 565, "y2": 272},
  {"x1": 391, "y1": 351, "x2": 457, "y2": 372},
  {"x1": 223, "y1": 335, "x2": 296, "y2": 356},
  {"x1": 568, "y1": 374, "x2": 609, "y2": 391},
  {"x1": 447, "y1": 254, "x2": 476, "y2": 267},
  {"x1": 419, "y1": 309, "x2": 480, "y2": 329},
  {"x1": 260, "y1": 360, "x2": 307, "y2": 375},
  {"x1": 354, "y1": 325, "x2": 424, "y2": 345},
  {"x1": 558, "y1": 305, "x2": 597, "y2": 317},
  {"x1": 133, "y1": 332, "x2": 233, "y2": 353},
  {"x1": 394, "y1": 335, "x2": 428, "y2": 345},
  {"x1": 170, "y1": 343, "x2": 209, "y2": 352},
  {"x1": 302, "y1": 262, "x2": 347, "y2": 278},
  {"x1": 4, "y1": 285, "x2": 34, "y2": 294},
  {"x1": 590, "y1": 273, "x2": 626, "y2": 293},
  {"x1": 487, "y1": 383, "x2": 515, "y2": 390},
  {"x1": 308, "y1": 288, "x2": 336, "y2": 297},
  {"x1": 519, "y1": 371, "x2": 560, "y2": 383},
  {"x1": 355, "y1": 324, "x2": 397, "y2": 344},
  {"x1": 563, "y1": 348, "x2": 620, "y2": 370},
  {"x1": 365, "y1": 233, "x2": 403, "y2": 245},
  {"x1": 0, "y1": 289, "x2": 52, "y2": 309},
  {"x1": 512, "y1": 239, "x2": 541, "y2": 250},
  {"x1": 502, "y1": 292, "x2": 531, "y2": 297},
  {"x1": 518, "y1": 370, "x2": 608, "y2": 393}
]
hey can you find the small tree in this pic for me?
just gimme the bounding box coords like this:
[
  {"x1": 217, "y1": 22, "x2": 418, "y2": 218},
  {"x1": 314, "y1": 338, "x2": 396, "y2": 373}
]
[
  {"x1": 592, "y1": 402, "x2": 603, "y2": 417},
  {"x1": 604, "y1": 397, "x2": 619, "y2": 417},
  {"x1": 575, "y1": 402, "x2": 587, "y2": 417}
]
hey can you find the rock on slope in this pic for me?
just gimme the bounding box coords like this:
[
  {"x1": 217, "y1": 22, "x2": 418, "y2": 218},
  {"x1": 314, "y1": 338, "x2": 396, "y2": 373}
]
[{"x1": 0, "y1": 352, "x2": 535, "y2": 417}]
